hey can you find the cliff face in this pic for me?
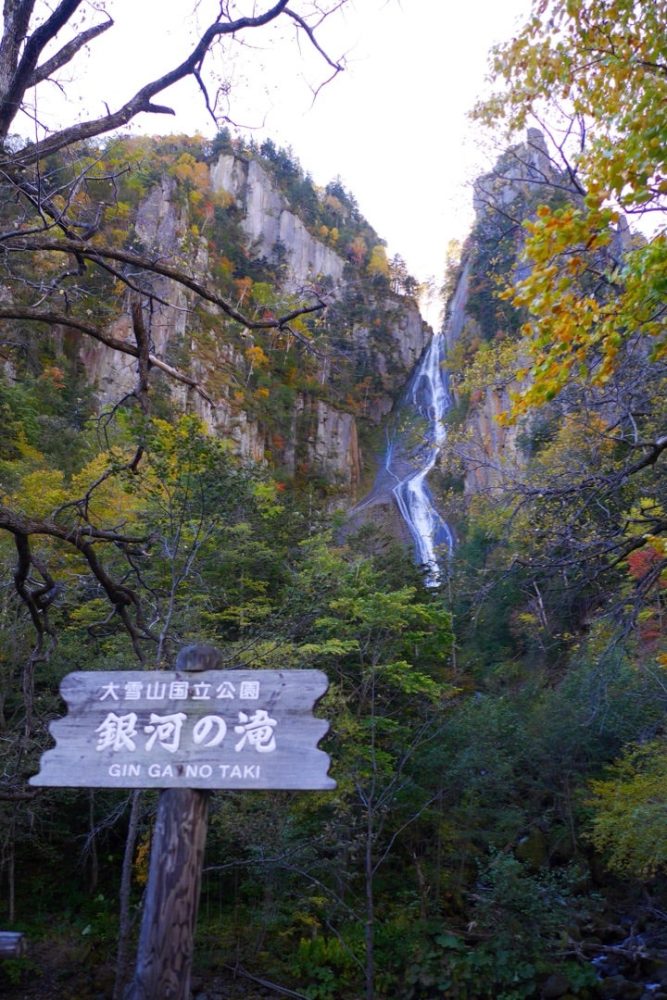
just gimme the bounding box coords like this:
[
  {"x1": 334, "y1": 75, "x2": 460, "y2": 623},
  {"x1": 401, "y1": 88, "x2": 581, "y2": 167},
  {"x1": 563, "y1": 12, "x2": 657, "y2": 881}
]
[
  {"x1": 82, "y1": 138, "x2": 430, "y2": 494},
  {"x1": 350, "y1": 303, "x2": 427, "y2": 422},
  {"x1": 211, "y1": 155, "x2": 346, "y2": 291},
  {"x1": 443, "y1": 263, "x2": 525, "y2": 494},
  {"x1": 457, "y1": 383, "x2": 525, "y2": 495},
  {"x1": 441, "y1": 131, "x2": 559, "y2": 495},
  {"x1": 441, "y1": 130, "x2": 637, "y2": 503},
  {"x1": 81, "y1": 176, "x2": 194, "y2": 404}
]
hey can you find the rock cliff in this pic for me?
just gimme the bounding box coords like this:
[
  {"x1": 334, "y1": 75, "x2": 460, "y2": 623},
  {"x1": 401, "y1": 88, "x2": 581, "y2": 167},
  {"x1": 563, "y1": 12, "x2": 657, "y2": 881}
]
[
  {"x1": 440, "y1": 131, "x2": 560, "y2": 495},
  {"x1": 80, "y1": 137, "x2": 430, "y2": 495},
  {"x1": 211, "y1": 155, "x2": 346, "y2": 292}
]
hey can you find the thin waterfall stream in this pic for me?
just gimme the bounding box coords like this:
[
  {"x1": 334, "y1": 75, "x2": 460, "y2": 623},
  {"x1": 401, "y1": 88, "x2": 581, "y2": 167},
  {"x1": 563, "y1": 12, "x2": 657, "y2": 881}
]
[
  {"x1": 389, "y1": 332, "x2": 453, "y2": 585},
  {"x1": 353, "y1": 332, "x2": 453, "y2": 585}
]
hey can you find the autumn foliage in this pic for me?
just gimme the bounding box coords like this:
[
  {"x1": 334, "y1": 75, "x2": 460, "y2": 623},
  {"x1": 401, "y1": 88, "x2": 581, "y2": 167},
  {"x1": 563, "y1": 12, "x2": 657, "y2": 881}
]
[{"x1": 474, "y1": 0, "x2": 666, "y2": 415}]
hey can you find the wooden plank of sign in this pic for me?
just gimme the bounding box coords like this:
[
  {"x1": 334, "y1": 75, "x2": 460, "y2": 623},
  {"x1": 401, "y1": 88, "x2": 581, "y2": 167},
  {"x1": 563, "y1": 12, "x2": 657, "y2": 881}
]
[
  {"x1": 30, "y1": 670, "x2": 335, "y2": 791},
  {"x1": 0, "y1": 932, "x2": 26, "y2": 958}
]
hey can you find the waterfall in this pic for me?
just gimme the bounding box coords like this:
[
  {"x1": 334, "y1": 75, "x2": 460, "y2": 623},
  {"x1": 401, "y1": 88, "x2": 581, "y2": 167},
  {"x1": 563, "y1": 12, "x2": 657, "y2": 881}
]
[
  {"x1": 386, "y1": 332, "x2": 453, "y2": 586},
  {"x1": 349, "y1": 331, "x2": 453, "y2": 585}
]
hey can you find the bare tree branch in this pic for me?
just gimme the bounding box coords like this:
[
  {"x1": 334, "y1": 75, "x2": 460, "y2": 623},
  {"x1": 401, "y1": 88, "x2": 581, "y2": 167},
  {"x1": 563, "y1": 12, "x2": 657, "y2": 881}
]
[
  {"x1": 0, "y1": 305, "x2": 216, "y2": 401},
  {"x1": 6, "y1": 1, "x2": 293, "y2": 157},
  {"x1": 3, "y1": 236, "x2": 327, "y2": 330},
  {"x1": 28, "y1": 16, "x2": 113, "y2": 88},
  {"x1": 0, "y1": 0, "x2": 86, "y2": 136}
]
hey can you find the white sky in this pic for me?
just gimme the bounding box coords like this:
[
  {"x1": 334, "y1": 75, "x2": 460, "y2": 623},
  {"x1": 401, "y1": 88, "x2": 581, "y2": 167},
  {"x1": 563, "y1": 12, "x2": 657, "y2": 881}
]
[{"x1": 25, "y1": 0, "x2": 533, "y2": 317}]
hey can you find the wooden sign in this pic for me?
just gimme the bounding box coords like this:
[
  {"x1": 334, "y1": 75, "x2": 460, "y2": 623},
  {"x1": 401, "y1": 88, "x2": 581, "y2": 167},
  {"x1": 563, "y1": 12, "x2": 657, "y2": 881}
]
[
  {"x1": 0, "y1": 932, "x2": 26, "y2": 958},
  {"x1": 30, "y1": 669, "x2": 334, "y2": 790}
]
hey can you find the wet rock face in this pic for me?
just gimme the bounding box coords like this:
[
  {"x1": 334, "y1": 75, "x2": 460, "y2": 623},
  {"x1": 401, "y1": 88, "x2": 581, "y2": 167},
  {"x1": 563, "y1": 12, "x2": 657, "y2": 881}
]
[
  {"x1": 587, "y1": 910, "x2": 667, "y2": 1000},
  {"x1": 351, "y1": 297, "x2": 429, "y2": 423},
  {"x1": 343, "y1": 495, "x2": 412, "y2": 550},
  {"x1": 287, "y1": 397, "x2": 361, "y2": 488}
]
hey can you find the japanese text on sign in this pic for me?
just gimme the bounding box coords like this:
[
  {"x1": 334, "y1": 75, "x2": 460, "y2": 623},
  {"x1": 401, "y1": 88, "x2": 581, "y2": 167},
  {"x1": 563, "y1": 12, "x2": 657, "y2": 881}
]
[
  {"x1": 30, "y1": 669, "x2": 335, "y2": 790},
  {"x1": 98, "y1": 679, "x2": 260, "y2": 702},
  {"x1": 95, "y1": 709, "x2": 277, "y2": 754}
]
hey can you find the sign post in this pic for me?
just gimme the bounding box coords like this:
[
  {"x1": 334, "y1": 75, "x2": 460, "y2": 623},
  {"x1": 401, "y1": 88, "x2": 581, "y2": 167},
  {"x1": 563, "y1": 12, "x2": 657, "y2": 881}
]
[
  {"x1": 30, "y1": 643, "x2": 334, "y2": 1000},
  {"x1": 128, "y1": 644, "x2": 215, "y2": 1000}
]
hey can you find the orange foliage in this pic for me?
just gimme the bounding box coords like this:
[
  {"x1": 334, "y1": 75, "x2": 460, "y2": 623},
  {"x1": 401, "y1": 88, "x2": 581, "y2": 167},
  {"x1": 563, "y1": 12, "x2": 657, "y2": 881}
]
[
  {"x1": 40, "y1": 366, "x2": 66, "y2": 389},
  {"x1": 627, "y1": 546, "x2": 666, "y2": 584}
]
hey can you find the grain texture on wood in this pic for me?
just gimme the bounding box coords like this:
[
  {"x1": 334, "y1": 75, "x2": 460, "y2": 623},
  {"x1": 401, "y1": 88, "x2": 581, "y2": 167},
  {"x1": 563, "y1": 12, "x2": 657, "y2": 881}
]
[
  {"x1": 30, "y1": 669, "x2": 334, "y2": 790},
  {"x1": 126, "y1": 789, "x2": 209, "y2": 1000}
]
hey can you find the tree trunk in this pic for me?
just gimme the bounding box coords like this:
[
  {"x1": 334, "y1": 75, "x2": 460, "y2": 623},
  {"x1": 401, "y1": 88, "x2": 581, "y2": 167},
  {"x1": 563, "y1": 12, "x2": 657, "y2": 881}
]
[
  {"x1": 127, "y1": 788, "x2": 209, "y2": 1000},
  {"x1": 88, "y1": 791, "x2": 99, "y2": 894},
  {"x1": 113, "y1": 791, "x2": 143, "y2": 1000},
  {"x1": 127, "y1": 644, "x2": 219, "y2": 998},
  {"x1": 364, "y1": 808, "x2": 374, "y2": 1000},
  {"x1": 7, "y1": 824, "x2": 15, "y2": 924}
]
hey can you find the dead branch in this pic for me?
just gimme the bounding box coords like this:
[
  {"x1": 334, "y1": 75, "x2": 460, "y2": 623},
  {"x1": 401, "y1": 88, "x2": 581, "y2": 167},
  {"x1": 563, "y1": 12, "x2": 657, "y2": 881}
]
[
  {"x1": 0, "y1": 306, "x2": 215, "y2": 403},
  {"x1": 2, "y1": 236, "x2": 328, "y2": 331},
  {"x1": 28, "y1": 17, "x2": 113, "y2": 89},
  {"x1": 1, "y1": 504, "x2": 154, "y2": 659},
  {"x1": 4, "y1": 2, "x2": 294, "y2": 156}
]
